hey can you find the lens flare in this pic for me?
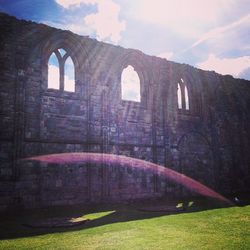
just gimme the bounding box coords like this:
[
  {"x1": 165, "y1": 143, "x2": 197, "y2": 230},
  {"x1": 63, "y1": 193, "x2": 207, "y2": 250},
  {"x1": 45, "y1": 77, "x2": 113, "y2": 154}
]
[{"x1": 24, "y1": 152, "x2": 233, "y2": 205}]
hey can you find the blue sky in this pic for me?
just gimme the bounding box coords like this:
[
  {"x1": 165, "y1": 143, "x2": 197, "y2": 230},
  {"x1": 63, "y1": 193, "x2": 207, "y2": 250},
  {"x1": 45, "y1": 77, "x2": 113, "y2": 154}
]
[{"x1": 0, "y1": 0, "x2": 250, "y2": 80}]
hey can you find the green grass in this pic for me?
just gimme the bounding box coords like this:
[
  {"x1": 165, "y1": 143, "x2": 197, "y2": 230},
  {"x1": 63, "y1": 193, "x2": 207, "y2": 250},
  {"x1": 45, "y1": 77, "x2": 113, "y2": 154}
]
[{"x1": 0, "y1": 203, "x2": 249, "y2": 250}]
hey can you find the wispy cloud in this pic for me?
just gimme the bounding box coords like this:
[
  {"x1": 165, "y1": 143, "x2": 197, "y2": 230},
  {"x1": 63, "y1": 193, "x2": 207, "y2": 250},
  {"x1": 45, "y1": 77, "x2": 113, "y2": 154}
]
[
  {"x1": 55, "y1": 0, "x2": 97, "y2": 8},
  {"x1": 190, "y1": 14, "x2": 250, "y2": 49}
]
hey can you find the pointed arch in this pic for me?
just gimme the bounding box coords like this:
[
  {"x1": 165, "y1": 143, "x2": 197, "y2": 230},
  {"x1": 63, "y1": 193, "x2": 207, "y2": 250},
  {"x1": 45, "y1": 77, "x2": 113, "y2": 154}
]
[
  {"x1": 184, "y1": 85, "x2": 189, "y2": 110},
  {"x1": 177, "y1": 78, "x2": 190, "y2": 111},
  {"x1": 177, "y1": 83, "x2": 182, "y2": 109},
  {"x1": 121, "y1": 65, "x2": 141, "y2": 102},
  {"x1": 47, "y1": 47, "x2": 76, "y2": 92},
  {"x1": 64, "y1": 56, "x2": 75, "y2": 92},
  {"x1": 58, "y1": 48, "x2": 67, "y2": 57},
  {"x1": 48, "y1": 52, "x2": 60, "y2": 90}
]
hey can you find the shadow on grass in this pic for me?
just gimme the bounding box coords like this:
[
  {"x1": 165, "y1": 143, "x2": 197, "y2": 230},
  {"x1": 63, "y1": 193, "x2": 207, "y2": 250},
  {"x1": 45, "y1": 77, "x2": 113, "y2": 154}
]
[{"x1": 0, "y1": 197, "x2": 238, "y2": 241}]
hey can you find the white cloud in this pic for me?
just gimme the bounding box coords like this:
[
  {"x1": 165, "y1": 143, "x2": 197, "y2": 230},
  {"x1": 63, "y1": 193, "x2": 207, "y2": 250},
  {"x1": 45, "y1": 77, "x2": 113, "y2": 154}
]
[
  {"x1": 48, "y1": 64, "x2": 60, "y2": 89},
  {"x1": 48, "y1": 64, "x2": 75, "y2": 92},
  {"x1": 158, "y1": 52, "x2": 173, "y2": 60},
  {"x1": 197, "y1": 54, "x2": 250, "y2": 77},
  {"x1": 64, "y1": 57, "x2": 75, "y2": 92},
  {"x1": 64, "y1": 75, "x2": 75, "y2": 92},
  {"x1": 84, "y1": 1, "x2": 125, "y2": 43},
  {"x1": 55, "y1": 0, "x2": 126, "y2": 43}
]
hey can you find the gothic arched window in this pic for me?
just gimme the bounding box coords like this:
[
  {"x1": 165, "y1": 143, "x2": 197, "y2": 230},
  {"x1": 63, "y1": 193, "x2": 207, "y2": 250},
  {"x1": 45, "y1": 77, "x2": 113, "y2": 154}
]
[
  {"x1": 184, "y1": 85, "x2": 189, "y2": 110},
  {"x1": 47, "y1": 48, "x2": 75, "y2": 92},
  {"x1": 48, "y1": 52, "x2": 60, "y2": 90},
  {"x1": 177, "y1": 78, "x2": 189, "y2": 111},
  {"x1": 121, "y1": 65, "x2": 141, "y2": 102},
  {"x1": 64, "y1": 56, "x2": 75, "y2": 92},
  {"x1": 177, "y1": 83, "x2": 182, "y2": 109}
]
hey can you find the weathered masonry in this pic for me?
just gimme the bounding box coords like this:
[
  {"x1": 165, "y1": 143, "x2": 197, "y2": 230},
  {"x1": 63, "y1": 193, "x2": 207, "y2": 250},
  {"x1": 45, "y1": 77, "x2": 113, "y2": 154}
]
[{"x1": 0, "y1": 13, "x2": 250, "y2": 210}]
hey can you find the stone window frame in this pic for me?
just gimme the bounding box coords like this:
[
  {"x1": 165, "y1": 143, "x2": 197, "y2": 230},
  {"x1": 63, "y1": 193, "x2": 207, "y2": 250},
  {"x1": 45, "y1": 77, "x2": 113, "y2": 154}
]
[
  {"x1": 175, "y1": 75, "x2": 201, "y2": 116},
  {"x1": 177, "y1": 78, "x2": 190, "y2": 112},
  {"x1": 121, "y1": 65, "x2": 141, "y2": 103},
  {"x1": 40, "y1": 33, "x2": 88, "y2": 99},
  {"x1": 47, "y1": 48, "x2": 75, "y2": 92},
  {"x1": 117, "y1": 59, "x2": 149, "y2": 109},
  {"x1": 43, "y1": 46, "x2": 78, "y2": 97},
  {"x1": 120, "y1": 63, "x2": 142, "y2": 104}
]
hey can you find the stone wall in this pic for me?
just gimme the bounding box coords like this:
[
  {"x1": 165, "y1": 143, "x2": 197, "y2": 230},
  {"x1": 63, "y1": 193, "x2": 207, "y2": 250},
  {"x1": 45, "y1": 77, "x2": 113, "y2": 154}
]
[
  {"x1": 15, "y1": 159, "x2": 171, "y2": 209},
  {"x1": 0, "y1": 13, "x2": 250, "y2": 211}
]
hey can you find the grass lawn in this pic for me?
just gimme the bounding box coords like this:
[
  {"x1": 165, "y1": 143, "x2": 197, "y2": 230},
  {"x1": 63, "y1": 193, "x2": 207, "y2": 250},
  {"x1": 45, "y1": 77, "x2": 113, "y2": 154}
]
[{"x1": 0, "y1": 201, "x2": 249, "y2": 250}]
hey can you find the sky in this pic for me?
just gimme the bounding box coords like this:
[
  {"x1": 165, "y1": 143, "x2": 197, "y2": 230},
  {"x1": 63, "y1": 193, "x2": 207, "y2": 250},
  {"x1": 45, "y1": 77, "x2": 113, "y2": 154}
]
[{"x1": 0, "y1": 0, "x2": 250, "y2": 81}]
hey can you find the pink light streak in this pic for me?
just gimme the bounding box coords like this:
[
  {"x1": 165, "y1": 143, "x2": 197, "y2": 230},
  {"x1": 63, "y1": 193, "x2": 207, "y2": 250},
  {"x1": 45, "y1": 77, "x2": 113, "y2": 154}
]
[{"x1": 25, "y1": 152, "x2": 233, "y2": 205}]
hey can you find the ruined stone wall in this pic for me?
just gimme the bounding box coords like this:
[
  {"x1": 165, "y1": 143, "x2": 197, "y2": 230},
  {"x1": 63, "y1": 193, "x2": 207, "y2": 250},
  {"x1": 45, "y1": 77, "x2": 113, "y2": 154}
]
[
  {"x1": 16, "y1": 159, "x2": 171, "y2": 209},
  {"x1": 0, "y1": 13, "x2": 250, "y2": 210}
]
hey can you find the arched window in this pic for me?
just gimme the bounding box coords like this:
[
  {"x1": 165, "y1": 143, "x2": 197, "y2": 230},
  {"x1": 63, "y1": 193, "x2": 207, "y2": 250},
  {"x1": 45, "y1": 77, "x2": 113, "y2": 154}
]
[
  {"x1": 48, "y1": 52, "x2": 60, "y2": 90},
  {"x1": 64, "y1": 56, "x2": 75, "y2": 92},
  {"x1": 177, "y1": 78, "x2": 189, "y2": 111},
  {"x1": 184, "y1": 85, "x2": 189, "y2": 110},
  {"x1": 121, "y1": 65, "x2": 141, "y2": 102},
  {"x1": 47, "y1": 48, "x2": 75, "y2": 92},
  {"x1": 177, "y1": 83, "x2": 182, "y2": 109}
]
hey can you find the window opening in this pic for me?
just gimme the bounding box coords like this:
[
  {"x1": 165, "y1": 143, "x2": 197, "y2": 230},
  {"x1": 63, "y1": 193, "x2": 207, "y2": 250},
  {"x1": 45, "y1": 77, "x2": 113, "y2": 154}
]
[
  {"x1": 47, "y1": 48, "x2": 75, "y2": 92},
  {"x1": 184, "y1": 85, "x2": 189, "y2": 110},
  {"x1": 58, "y1": 48, "x2": 67, "y2": 57},
  {"x1": 121, "y1": 65, "x2": 141, "y2": 102},
  {"x1": 48, "y1": 52, "x2": 60, "y2": 90},
  {"x1": 177, "y1": 83, "x2": 182, "y2": 109},
  {"x1": 177, "y1": 78, "x2": 189, "y2": 111},
  {"x1": 64, "y1": 56, "x2": 75, "y2": 92}
]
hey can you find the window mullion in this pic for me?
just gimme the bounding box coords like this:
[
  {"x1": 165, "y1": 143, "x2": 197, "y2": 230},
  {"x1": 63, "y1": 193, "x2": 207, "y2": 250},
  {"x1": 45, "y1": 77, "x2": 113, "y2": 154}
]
[
  {"x1": 59, "y1": 59, "x2": 64, "y2": 91},
  {"x1": 181, "y1": 84, "x2": 186, "y2": 110}
]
